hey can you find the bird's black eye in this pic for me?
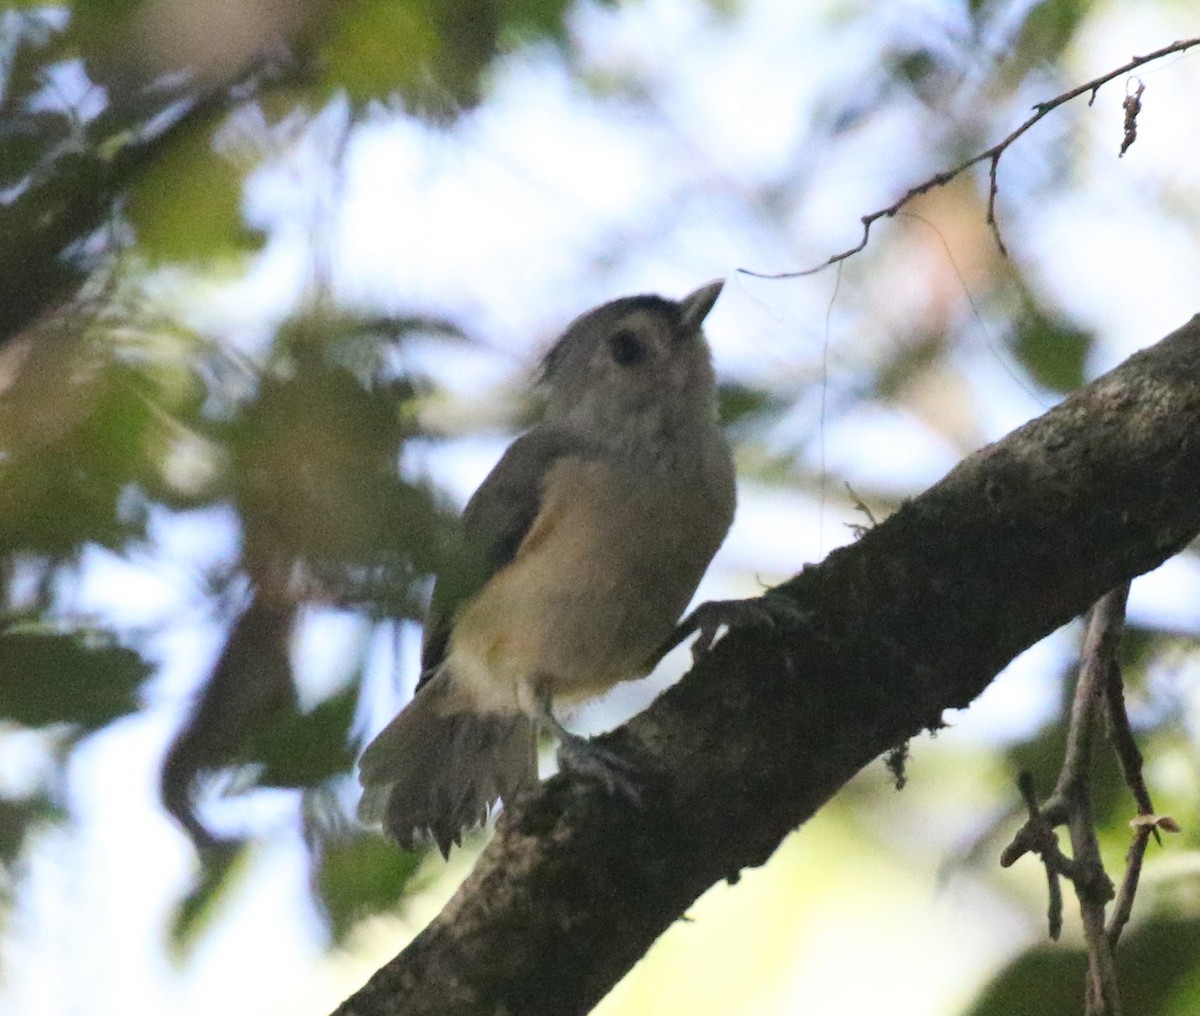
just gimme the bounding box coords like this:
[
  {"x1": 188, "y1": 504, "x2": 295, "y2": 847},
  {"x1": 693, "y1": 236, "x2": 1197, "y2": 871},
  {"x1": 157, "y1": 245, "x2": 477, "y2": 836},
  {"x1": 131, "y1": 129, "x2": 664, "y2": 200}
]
[{"x1": 608, "y1": 328, "x2": 646, "y2": 367}]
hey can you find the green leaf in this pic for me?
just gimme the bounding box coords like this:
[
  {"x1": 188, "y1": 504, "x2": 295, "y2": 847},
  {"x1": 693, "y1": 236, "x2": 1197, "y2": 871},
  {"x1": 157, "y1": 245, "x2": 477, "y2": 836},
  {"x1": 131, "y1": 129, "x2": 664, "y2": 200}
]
[
  {"x1": 502, "y1": 0, "x2": 573, "y2": 40},
  {"x1": 315, "y1": 832, "x2": 421, "y2": 942},
  {"x1": 890, "y1": 48, "x2": 939, "y2": 87},
  {"x1": 1011, "y1": 309, "x2": 1091, "y2": 393},
  {"x1": 874, "y1": 331, "x2": 947, "y2": 400},
  {"x1": 1118, "y1": 917, "x2": 1200, "y2": 1015},
  {"x1": 0, "y1": 342, "x2": 190, "y2": 556},
  {"x1": 170, "y1": 842, "x2": 250, "y2": 957},
  {"x1": 321, "y1": 0, "x2": 446, "y2": 107},
  {"x1": 69, "y1": 0, "x2": 143, "y2": 45},
  {"x1": 966, "y1": 945, "x2": 1085, "y2": 1016},
  {"x1": 320, "y1": 0, "x2": 503, "y2": 114},
  {"x1": 125, "y1": 122, "x2": 259, "y2": 263},
  {"x1": 967, "y1": 0, "x2": 998, "y2": 21},
  {"x1": 1011, "y1": 0, "x2": 1093, "y2": 70},
  {"x1": 250, "y1": 685, "x2": 359, "y2": 789},
  {"x1": 0, "y1": 112, "x2": 74, "y2": 190},
  {"x1": 717, "y1": 381, "x2": 788, "y2": 429},
  {"x1": 0, "y1": 794, "x2": 64, "y2": 869},
  {"x1": 968, "y1": 919, "x2": 1200, "y2": 1015},
  {"x1": 0, "y1": 627, "x2": 150, "y2": 730},
  {"x1": 229, "y1": 329, "x2": 450, "y2": 614}
]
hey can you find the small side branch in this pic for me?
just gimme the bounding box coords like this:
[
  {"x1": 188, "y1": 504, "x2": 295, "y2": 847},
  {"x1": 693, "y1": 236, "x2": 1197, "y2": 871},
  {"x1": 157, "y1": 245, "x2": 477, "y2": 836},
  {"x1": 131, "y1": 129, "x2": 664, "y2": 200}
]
[
  {"x1": 742, "y1": 37, "x2": 1200, "y2": 278},
  {"x1": 1000, "y1": 583, "x2": 1181, "y2": 1015},
  {"x1": 999, "y1": 770, "x2": 1070, "y2": 938},
  {"x1": 1100, "y1": 607, "x2": 1180, "y2": 950},
  {"x1": 1068, "y1": 588, "x2": 1125, "y2": 1016},
  {"x1": 1002, "y1": 587, "x2": 1128, "y2": 1015}
]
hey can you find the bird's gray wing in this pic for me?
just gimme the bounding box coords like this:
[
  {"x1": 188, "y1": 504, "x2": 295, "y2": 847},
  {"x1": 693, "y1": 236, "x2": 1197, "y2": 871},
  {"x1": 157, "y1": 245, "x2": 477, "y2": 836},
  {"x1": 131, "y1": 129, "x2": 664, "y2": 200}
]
[{"x1": 417, "y1": 427, "x2": 586, "y2": 686}]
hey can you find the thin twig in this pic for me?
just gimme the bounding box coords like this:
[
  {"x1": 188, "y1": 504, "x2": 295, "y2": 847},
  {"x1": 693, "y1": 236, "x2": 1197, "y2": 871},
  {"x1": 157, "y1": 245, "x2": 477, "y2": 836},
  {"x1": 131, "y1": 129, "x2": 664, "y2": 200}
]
[
  {"x1": 1098, "y1": 586, "x2": 1180, "y2": 949},
  {"x1": 741, "y1": 37, "x2": 1200, "y2": 279},
  {"x1": 1057, "y1": 591, "x2": 1126, "y2": 796},
  {"x1": 999, "y1": 771, "x2": 1070, "y2": 871},
  {"x1": 1002, "y1": 771, "x2": 1068, "y2": 938},
  {"x1": 1100, "y1": 627, "x2": 1153, "y2": 816},
  {"x1": 1107, "y1": 824, "x2": 1153, "y2": 951},
  {"x1": 1000, "y1": 588, "x2": 1131, "y2": 1014},
  {"x1": 1065, "y1": 589, "x2": 1126, "y2": 1016}
]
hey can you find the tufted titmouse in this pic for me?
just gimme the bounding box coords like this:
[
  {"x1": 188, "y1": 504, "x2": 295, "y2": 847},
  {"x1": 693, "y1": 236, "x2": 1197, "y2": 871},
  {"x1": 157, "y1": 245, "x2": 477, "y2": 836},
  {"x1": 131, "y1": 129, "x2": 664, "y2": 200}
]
[{"x1": 357, "y1": 281, "x2": 735, "y2": 855}]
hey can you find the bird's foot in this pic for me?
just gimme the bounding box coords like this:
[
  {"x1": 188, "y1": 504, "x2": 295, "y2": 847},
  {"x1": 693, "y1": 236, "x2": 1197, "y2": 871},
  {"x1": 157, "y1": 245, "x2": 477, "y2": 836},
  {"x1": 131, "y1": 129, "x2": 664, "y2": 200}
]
[
  {"x1": 555, "y1": 730, "x2": 645, "y2": 806},
  {"x1": 667, "y1": 592, "x2": 810, "y2": 664},
  {"x1": 538, "y1": 694, "x2": 645, "y2": 805}
]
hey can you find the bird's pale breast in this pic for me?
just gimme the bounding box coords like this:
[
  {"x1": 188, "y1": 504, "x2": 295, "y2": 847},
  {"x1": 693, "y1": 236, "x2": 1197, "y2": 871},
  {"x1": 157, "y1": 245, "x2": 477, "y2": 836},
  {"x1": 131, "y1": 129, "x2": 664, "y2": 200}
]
[{"x1": 446, "y1": 451, "x2": 732, "y2": 716}]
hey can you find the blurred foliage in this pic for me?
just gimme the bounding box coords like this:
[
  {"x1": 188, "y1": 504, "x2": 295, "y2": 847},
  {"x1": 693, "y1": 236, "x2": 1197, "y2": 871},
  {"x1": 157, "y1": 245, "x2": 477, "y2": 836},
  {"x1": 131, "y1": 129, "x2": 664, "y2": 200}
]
[
  {"x1": 125, "y1": 119, "x2": 262, "y2": 264},
  {"x1": 250, "y1": 684, "x2": 360, "y2": 789},
  {"x1": 970, "y1": 917, "x2": 1200, "y2": 1016},
  {"x1": 0, "y1": 0, "x2": 1196, "y2": 1013},
  {"x1": 0, "y1": 0, "x2": 598, "y2": 951},
  {"x1": 1010, "y1": 303, "x2": 1092, "y2": 394},
  {"x1": 169, "y1": 841, "x2": 252, "y2": 956},
  {"x1": 0, "y1": 625, "x2": 150, "y2": 729},
  {"x1": 0, "y1": 794, "x2": 63, "y2": 873},
  {"x1": 1011, "y1": 0, "x2": 1095, "y2": 73},
  {"x1": 313, "y1": 830, "x2": 423, "y2": 945},
  {"x1": 321, "y1": 0, "x2": 497, "y2": 113},
  {"x1": 716, "y1": 380, "x2": 793, "y2": 432}
]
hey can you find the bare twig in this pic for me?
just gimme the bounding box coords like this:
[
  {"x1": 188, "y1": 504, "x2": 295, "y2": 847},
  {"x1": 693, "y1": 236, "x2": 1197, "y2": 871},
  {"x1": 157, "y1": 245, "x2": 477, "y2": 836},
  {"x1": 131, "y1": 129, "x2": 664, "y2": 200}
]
[
  {"x1": 843, "y1": 481, "x2": 878, "y2": 539},
  {"x1": 1001, "y1": 588, "x2": 1130, "y2": 1014},
  {"x1": 1000, "y1": 580, "x2": 1184, "y2": 1012},
  {"x1": 741, "y1": 37, "x2": 1200, "y2": 279},
  {"x1": 1099, "y1": 602, "x2": 1181, "y2": 950},
  {"x1": 1000, "y1": 771, "x2": 1069, "y2": 938},
  {"x1": 1107, "y1": 822, "x2": 1153, "y2": 952},
  {"x1": 1062, "y1": 588, "x2": 1126, "y2": 1015},
  {"x1": 1101, "y1": 647, "x2": 1154, "y2": 817}
]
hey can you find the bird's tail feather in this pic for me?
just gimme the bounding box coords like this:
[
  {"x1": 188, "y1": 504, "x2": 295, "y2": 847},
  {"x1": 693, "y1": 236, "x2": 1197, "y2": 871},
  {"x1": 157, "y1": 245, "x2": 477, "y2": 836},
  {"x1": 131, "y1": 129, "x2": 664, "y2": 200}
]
[{"x1": 357, "y1": 671, "x2": 537, "y2": 857}]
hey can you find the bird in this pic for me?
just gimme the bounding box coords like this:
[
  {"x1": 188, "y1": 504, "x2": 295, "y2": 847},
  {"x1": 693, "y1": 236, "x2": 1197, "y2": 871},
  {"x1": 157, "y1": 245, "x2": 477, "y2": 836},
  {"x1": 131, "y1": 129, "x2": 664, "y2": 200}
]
[{"x1": 357, "y1": 280, "x2": 736, "y2": 856}]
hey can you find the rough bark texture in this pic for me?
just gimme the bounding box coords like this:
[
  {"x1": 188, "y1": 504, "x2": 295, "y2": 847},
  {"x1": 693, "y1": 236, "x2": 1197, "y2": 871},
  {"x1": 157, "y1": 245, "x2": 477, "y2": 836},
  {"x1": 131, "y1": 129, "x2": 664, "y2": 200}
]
[{"x1": 335, "y1": 315, "x2": 1200, "y2": 1016}]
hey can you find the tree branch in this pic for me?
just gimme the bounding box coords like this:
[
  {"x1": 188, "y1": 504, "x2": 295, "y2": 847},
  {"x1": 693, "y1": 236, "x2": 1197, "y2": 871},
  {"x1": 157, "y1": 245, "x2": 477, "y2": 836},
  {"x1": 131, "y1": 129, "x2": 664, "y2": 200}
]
[
  {"x1": 1100, "y1": 607, "x2": 1177, "y2": 955},
  {"x1": 936, "y1": 586, "x2": 1130, "y2": 993},
  {"x1": 336, "y1": 314, "x2": 1200, "y2": 1016},
  {"x1": 999, "y1": 577, "x2": 1182, "y2": 1012},
  {"x1": 1063, "y1": 590, "x2": 1124, "y2": 1016},
  {"x1": 740, "y1": 37, "x2": 1200, "y2": 277}
]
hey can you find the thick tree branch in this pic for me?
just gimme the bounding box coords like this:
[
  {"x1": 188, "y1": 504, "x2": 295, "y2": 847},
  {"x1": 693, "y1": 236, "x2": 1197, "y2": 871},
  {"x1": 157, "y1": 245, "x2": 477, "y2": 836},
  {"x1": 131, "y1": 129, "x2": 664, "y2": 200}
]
[{"x1": 336, "y1": 314, "x2": 1200, "y2": 1016}]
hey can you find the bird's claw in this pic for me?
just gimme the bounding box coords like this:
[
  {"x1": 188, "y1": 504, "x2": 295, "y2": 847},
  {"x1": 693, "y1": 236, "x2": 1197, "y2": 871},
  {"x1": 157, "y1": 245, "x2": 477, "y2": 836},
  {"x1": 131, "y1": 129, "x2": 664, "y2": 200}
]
[
  {"x1": 671, "y1": 593, "x2": 809, "y2": 664},
  {"x1": 539, "y1": 691, "x2": 645, "y2": 805},
  {"x1": 555, "y1": 732, "x2": 646, "y2": 806}
]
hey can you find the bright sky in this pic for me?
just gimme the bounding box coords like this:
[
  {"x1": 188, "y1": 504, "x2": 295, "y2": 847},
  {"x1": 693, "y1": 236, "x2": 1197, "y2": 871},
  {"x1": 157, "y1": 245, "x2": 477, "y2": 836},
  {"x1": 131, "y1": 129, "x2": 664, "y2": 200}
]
[{"x1": 2, "y1": 1, "x2": 1199, "y2": 1014}]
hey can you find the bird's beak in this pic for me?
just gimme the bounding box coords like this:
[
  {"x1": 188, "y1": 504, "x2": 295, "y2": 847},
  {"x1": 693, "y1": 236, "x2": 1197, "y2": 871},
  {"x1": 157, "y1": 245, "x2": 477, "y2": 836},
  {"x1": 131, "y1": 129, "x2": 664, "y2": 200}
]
[{"x1": 677, "y1": 279, "x2": 724, "y2": 333}]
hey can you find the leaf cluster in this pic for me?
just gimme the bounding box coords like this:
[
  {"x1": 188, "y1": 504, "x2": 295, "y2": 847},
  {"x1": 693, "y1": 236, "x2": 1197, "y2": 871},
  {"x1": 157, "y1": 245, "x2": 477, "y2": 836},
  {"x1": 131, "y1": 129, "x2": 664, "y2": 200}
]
[{"x1": 0, "y1": 0, "x2": 596, "y2": 949}]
